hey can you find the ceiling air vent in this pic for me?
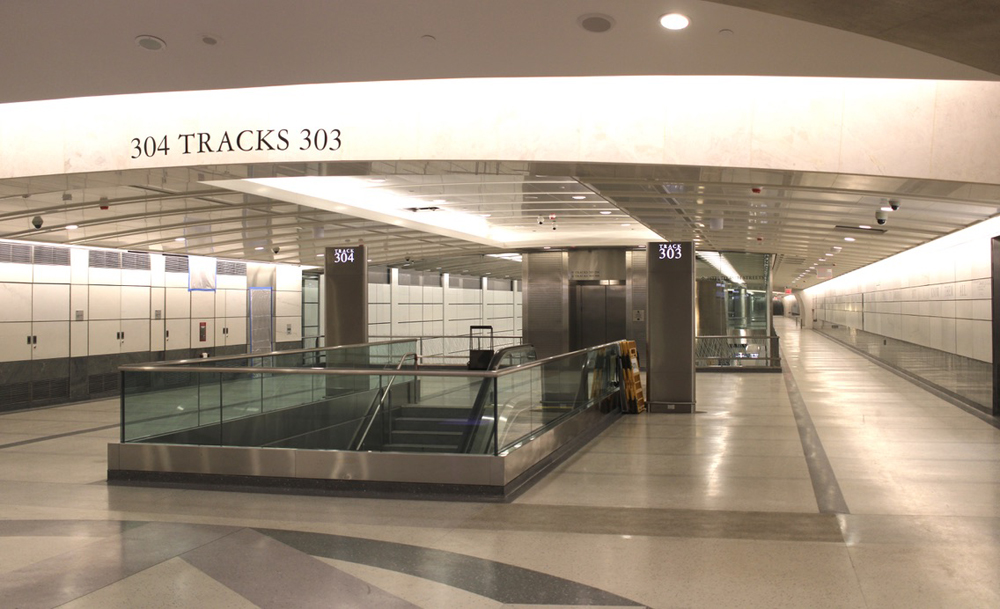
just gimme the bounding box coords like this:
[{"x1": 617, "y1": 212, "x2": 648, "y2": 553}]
[{"x1": 835, "y1": 225, "x2": 887, "y2": 234}]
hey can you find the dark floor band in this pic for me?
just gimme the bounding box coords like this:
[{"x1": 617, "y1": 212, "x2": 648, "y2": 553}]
[
  {"x1": 781, "y1": 357, "x2": 851, "y2": 515},
  {"x1": 0, "y1": 422, "x2": 120, "y2": 450}
]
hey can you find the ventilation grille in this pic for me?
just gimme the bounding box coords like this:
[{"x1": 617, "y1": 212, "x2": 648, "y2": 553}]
[
  {"x1": 88, "y1": 372, "x2": 120, "y2": 395},
  {"x1": 122, "y1": 252, "x2": 151, "y2": 270},
  {"x1": 216, "y1": 260, "x2": 247, "y2": 276},
  {"x1": 0, "y1": 243, "x2": 32, "y2": 264},
  {"x1": 32, "y1": 378, "x2": 69, "y2": 401},
  {"x1": 32, "y1": 246, "x2": 71, "y2": 266},
  {"x1": 89, "y1": 250, "x2": 122, "y2": 269},
  {"x1": 164, "y1": 255, "x2": 189, "y2": 273},
  {"x1": 0, "y1": 381, "x2": 31, "y2": 406}
]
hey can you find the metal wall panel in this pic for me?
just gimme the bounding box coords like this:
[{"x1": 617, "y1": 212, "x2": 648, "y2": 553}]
[
  {"x1": 626, "y1": 250, "x2": 648, "y2": 366},
  {"x1": 249, "y1": 288, "x2": 272, "y2": 353},
  {"x1": 523, "y1": 252, "x2": 569, "y2": 358},
  {"x1": 647, "y1": 242, "x2": 695, "y2": 412},
  {"x1": 324, "y1": 245, "x2": 368, "y2": 347}
]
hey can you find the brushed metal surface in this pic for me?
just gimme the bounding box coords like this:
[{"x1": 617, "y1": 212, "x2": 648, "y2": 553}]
[
  {"x1": 647, "y1": 242, "x2": 696, "y2": 411},
  {"x1": 523, "y1": 252, "x2": 569, "y2": 358},
  {"x1": 107, "y1": 443, "x2": 119, "y2": 470},
  {"x1": 294, "y1": 450, "x2": 498, "y2": 485},
  {"x1": 501, "y1": 404, "x2": 606, "y2": 484},
  {"x1": 117, "y1": 443, "x2": 296, "y2": 477}
]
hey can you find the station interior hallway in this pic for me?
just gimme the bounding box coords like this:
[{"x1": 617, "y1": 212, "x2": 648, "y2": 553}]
[{"x1": 1, "y1": 318, "x2": 998, "y2": 608}]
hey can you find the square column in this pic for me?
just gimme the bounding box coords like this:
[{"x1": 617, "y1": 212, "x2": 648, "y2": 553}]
[{"x1": 646, "y1": 242, "x2": 695, "y2": 413}]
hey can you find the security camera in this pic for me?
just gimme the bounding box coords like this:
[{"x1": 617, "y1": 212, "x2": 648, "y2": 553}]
[
  {"x1": 537, "y1": 216, "x2": 544, "y2": 225},
  {"x1": 404, "y1": 255, "x2": 411, "y2": 262},
  {"x1": 888, "y1": 200, "x2": 900, "y2": 211},
  {"x1": 875, "y1": 210, "x2": 888, "y2": 225},
  {"x1": 31, "y1": 216, "x2": 43, "y2": 229},
  {"x1": 271, "y1": 246, "x2": 280, "y2": 254}
]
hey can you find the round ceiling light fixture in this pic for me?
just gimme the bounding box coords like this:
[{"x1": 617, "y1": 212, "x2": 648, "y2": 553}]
[
  {"x1": 200, "y1": 34, "x2": 222, "y2": 46},
  {"x1": 135, "y1": 35, "x2": 167, "y2": 51},
  {"x1": 660, "y1": 13, "x2": 690, "y2": 30},
  {"x1": 579, "y1": 14, "x2": 616, "y2": 33}
]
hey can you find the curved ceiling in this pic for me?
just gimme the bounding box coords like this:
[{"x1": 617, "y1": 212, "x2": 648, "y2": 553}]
[
  {"x1": 707, "y1": 0, "x2": 1000, "y2": 77},
  {"x1": 1, "y1": 1, "x2": 999, "y2": 292},
  {"x1": 0, "y1": 0, "x2": 994, "y2": 104}
]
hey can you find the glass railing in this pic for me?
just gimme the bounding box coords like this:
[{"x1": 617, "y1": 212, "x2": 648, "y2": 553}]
[
  {"x1": 695, "y1": 335, "x2": 780, "y2": 368},
  {"x1": 120, "y1": 340, "x2": 624, "y2": 457}
]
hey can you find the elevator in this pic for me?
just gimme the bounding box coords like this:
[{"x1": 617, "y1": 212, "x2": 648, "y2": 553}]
[{"x1": 569, "y1": 282, "x2": 627, "y2": 350}]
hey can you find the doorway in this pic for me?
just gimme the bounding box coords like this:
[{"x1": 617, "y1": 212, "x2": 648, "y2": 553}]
[{"x1": 569, "y1": 283, "x2": 627, "y2": 351}]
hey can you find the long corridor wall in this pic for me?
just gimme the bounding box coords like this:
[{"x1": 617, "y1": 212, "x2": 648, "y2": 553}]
[{"x1": 806, "y1": 225, "x2": 993, "y2": 363}]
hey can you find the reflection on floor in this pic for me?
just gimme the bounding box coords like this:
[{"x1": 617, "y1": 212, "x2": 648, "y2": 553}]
[{"x1": 1, "y1": 317, "x2": 998, "y2": 607}]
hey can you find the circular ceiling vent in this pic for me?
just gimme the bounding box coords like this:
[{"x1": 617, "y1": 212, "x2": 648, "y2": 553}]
[
  {"x1": 578, "y1": 14, "x2": 615, "y2": 33},
  {"x1": 134, "y1": 35, "x2": 166, "y2": 51}
]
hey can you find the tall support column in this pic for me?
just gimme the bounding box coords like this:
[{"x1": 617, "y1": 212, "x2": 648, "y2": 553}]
[
  {"x1": 324, "y1": 245, "x2": 367, "y2": 348},
  {"x1": 992, "y1": 237, "x2": 1000, "y2": 417},
  {"x1": 646, "y1": 242, "x2": 695, "y2": 413}
]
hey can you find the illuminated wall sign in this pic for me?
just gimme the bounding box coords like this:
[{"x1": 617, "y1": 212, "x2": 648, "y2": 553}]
[
  {"x1": 129, "y1": 128, "x2": 341, "y2": 159},
  {"x1": 331, "y1": 247, "x2": 356, "y2": 264},
  {"x1": 657, "y1": 243, "x2": 683, "y2": 260}
]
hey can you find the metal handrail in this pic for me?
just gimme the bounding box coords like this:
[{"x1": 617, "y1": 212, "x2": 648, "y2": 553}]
[
  {"x1": 140, "y1": 337, "x2": 418, "y2": 367},
  {"x1": 121, "y1": 340, "x2": 624, "y2": 378},
  {"x1": 353, "y1": 352, "x2": 418, "y2": 450}
]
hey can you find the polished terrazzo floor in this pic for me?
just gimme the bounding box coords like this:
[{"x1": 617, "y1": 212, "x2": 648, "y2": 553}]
[{"x1": 1, "y1": 318, "x2": 998, "y2": 607}]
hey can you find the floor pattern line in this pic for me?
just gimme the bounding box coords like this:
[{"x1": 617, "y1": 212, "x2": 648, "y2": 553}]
[
  {"x1": 780, "y1": 353, "x2": 851, "y2": 515},
  {"x1": 0, "y1": 422, "x2": 120, "y2": 450}
]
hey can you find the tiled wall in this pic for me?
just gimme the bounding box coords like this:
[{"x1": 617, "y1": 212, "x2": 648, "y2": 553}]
[
  {"x1": 367, "y1": 269, "x2": 522, "y2": 343},
  {"x1": 809, "y1": 237, "x2": 992, "y2": 363},
  {"x1": 0, "y1": 242, "x2": 303, "y2": 411}
]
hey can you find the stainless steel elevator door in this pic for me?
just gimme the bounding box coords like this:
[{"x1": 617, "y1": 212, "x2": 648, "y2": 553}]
[{"x1": 571, "y1": 285, "x2": 627, "y2": 350}]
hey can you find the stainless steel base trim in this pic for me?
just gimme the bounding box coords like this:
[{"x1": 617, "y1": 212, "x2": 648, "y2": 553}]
[
  {"x1": 108, "y1": 405, "x2": 618, "y2": 490},
  {"x1": 647, "y1": 401, "x2": 696, "y2": 413}
]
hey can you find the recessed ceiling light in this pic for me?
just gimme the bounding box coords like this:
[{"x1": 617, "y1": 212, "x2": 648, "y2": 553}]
[
  {"x1": 620, "y1": 223, "x2": 631, "y2": 227},
  {"x1": 174, "y1": 237, "x2": 185, "y2": 242},
  {"x1": 200, "y1": 34, "x2": 222, "y2": 46},
  {"x1": 135, "y1": 35, "x2": 167, "y2": 51},
  {"x1": 844, "y1": 237, "x2": 856, "y2": 242},
  {"x1": 480, "y1": 214, "x2": 491, "y2": 218},
  {"x1": 572, "y1": 195, "x2": 587, "y2": 200},
  {"x1": 579, "y1": 13, "x2": 615, "y2": 33},
  {"x1": 368, "y1": 177, "x2": 387, "y2": 184},
  {"x1": 600, "y1": 211, "x2": 612, "y2": 215},
  {"x1": 65, "y1": 225, "x2": 78, "y2": 230},
  {"x1": 432, "y1": 199, "x2": 446, "y2": 204},
  {"x1": 660, "y1": 13, "x2": 690, "y2": 30},
  {"x1": 543, "y1": 246, "x2": 551, "y2": 250},
  {"x1": 818, "y1": 258, "x2": 826, "y2": 262},
  {"x1": 255, "y1": 246, "x2": 264, "y2": 251},
  {"x1": 859, "y1": 225, "x2": 871, "y2": 229},
  {"x1": 880, "y1": 206, "x2": 893, "y2": 212},
  {"x1": 317, "y1": 254, "x2": 324, "y2": 257}
]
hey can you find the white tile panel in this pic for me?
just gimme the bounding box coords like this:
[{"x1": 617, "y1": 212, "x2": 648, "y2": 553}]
[
  {"x1": 121, "y1": 319, "x2": 150, "y2": 353},
  {"x1": 190, "y1": 290, "x2": 216, "y2": 318},
  {"x1": 954, "y1": 319, "x2": 974, "y2": 359},
  {"x1": 121, "y1": 286, "x2": 150, "y2": 320},
  {"x1": 972, "y1": 320, "x2": 992, "y2": 363},
  {"x1": 275, "y1": 290, "x2": 300, "y2": 317},
  {"x1": 150, "y1": 287, "x2": 165, "y2": 320},
  {"x1": 0, "y1": 282, "x2": 32, "y2": 322},
  {"x1": 70, "y1": 248, "x2": 89, "y2": 284},
  {"x1": 225, "y1": 288, "x2": 247, "y2": 318},
  {"x1": 275, "y1": 265, "x2": 302, "y2": 292},
  {"x1": 88, "y1": 320, "x2": 121, "y2": 355},
  {"x1": 89, "y1": 285, "x2": 121, "y2": 320},
  {"x1": 33, "y1": 263, "x2": 71, "y2": 284},
  {"x1": 121, "y1": 269, "x2": 151, "y2": 287},
  {"x1": 217, "y1": 274, "x2": 247, "y2": 290},
  {"x1": 150, "y1": 320, "x2": 165, "y2": 351},
  {"x1": 165, "y1": 287, "x2": 191, "y2": 318},
  {"x1": 165, "y1": 319, "x2": 190, "y2": 349},
  {"x1": 275, "y1": 316, "x2": 301, "y2": 341},
  {"x1": 0, "y1": 322, "x2": 33, "y2": 361},
  {"x1": 165, "y1": 271, "x2": 188, "y2": 288},
  {"x1": 32, "y1": 283, "x2": 70, "y2": 321},
  {"x1": 88, "y1": 267, "x2": 120, "y2": 285},
  {"x1": 226, "y1": 316, "x2": 247, "y2": 346},
  {"x1": 150, "y1": 253, "x2": 166, "y2": 287}
]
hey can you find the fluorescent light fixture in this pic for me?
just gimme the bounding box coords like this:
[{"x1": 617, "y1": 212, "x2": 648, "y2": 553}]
[
  {"x1": 480, "y1": 214, "x2": 491, "y2": 218},
  {"x1": 174, "y1": 237, "x2": 185, "y2": 242},
  {"x1": 621, "y1": 223, "x2": 631, "y2": 227},
  {"x1": 487, "y1": 253, "x2": 523, "y2": 262},
  {"x1": 572, "y1": 195, "x2": 587, "y2": 200},
  {"x1": 859, "y1": 225, "x2": 871, "y2": 229},
  {"x1": 600, "y1": 211, "x2": 612, "y2": 215},
  {"x1": 880, "y1": 206, "x2": 893, "y2": 211},
  {"x1": 65, "y1": 225, "x2": 78, "y2": 230},
  {"x1": 368, "y1": 177, "x2": 386, "y2": 183},
  {"x1": 254, "y1": 246, "x2": 264, "y2": 250},
  {"x1": 697, "y1": 251, "x2": 746, "y2": 286},
  {"x1": 844, "y1": 237, "x2": 855, "y2": 242},
  {"x1": 660, "y1": 13, "x2": 690, "y2": 30}
]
